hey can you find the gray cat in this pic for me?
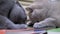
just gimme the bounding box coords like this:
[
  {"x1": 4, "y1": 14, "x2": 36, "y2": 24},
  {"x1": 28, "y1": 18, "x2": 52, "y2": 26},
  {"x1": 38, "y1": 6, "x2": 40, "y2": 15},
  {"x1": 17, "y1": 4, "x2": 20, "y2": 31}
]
[
  {"x1": 0, "y1": 0, "x2": 27, "y2": 29},
  {"x1": 26, "y1": 0, "x2": 60, "y2": 29}
]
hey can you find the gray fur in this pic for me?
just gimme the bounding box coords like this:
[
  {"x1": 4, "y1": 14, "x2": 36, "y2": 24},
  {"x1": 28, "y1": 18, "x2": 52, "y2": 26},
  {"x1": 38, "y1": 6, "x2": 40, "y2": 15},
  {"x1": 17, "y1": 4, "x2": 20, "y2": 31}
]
[
  {"x1": 0, "y1": 0, "x2": 27, "y2": 29},
  {"x1": 26, "y1": 0, "x2": 60, "y2": 29}
]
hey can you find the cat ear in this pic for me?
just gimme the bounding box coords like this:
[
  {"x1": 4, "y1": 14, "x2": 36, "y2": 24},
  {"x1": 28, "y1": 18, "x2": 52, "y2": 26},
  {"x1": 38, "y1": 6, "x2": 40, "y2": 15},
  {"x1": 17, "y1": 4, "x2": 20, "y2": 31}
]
[{"x1": 26, "y1": 7, "x2": 33, "y2": 13}]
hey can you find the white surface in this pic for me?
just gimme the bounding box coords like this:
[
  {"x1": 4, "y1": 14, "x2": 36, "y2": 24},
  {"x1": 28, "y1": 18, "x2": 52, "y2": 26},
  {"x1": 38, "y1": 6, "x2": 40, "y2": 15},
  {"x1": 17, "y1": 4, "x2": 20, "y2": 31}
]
[
  {"x1": 48, "y1": 32, "x2": 60, "y2": 34},
  {"x1": 6, "y1": 30, "x2": 46, "y2": 34},
  {"x1": 6, "y1": 31, "x2": 34, "y2": 34}
]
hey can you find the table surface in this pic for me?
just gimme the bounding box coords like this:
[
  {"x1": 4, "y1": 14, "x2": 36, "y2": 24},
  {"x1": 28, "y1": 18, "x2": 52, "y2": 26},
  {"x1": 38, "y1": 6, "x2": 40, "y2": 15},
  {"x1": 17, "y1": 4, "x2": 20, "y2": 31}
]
[
  {"x1": 0, "y1": 27, "x2": 47, "y2": 34},
  {"x1": 6, "y1": 28, "x2": 46, "y2": 34}
]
